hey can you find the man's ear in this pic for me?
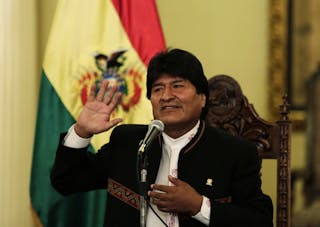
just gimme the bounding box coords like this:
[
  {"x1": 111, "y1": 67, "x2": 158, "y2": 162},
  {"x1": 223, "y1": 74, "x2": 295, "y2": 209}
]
[{"x1": 200, "y1": 94, "x2": 206, "y2": 108}]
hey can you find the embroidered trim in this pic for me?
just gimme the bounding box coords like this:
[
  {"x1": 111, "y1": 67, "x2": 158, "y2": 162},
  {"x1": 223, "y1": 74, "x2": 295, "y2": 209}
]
[
  {"x1": 107, "y1": 178, "x2": 140, "y2": 210},
  {"x1": 214, "y1": 196, "x2": 232, "y2": 204},
  {"x1": 183, "y1": 120, "x2": 206, "y2": 154}
]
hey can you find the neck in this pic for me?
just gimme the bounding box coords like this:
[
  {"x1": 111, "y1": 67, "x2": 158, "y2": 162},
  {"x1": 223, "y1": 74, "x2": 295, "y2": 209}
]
[{"x1": 164, "y1": 120, "x2": 200, "y2": 139}]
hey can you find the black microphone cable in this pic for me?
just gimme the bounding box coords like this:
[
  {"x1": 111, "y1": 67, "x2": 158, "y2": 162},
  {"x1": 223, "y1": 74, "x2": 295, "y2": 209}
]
[
  {"x1": 146, "y1": 198, "x2": 168, "y2": 227},
  {"x1": 136, "y1": 142, "x2": 168, "y2": 226}
]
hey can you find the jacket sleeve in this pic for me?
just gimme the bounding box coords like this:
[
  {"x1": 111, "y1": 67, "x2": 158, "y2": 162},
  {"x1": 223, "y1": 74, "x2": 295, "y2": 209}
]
[
  {"x1": 210, "y1": 141, "x2": 273, "y2": 227},
  {"x1": 50, "y1": 133, "x2": 112, "y2": 195}
]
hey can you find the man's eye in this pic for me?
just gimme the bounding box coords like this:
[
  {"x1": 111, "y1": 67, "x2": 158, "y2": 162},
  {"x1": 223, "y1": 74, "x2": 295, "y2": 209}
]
[
  {"x1": 152, "y1": 87, "x2": 162, "y2": 93},
  {"x1": 173, "y1": 84, "x2": 184, "y2": 88}
]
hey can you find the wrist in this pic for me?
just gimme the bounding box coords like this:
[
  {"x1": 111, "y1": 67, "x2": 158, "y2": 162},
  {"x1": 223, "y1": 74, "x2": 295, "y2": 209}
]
[
  {"x1": 74, "y1": 124, "x2": 92, "y2": 138},
  {"x1": 190, "y1": 194, "x2": 203, "y2": 216},
  {"x1": 191, "y1": 196, "x2": 211, "y2": 225}
]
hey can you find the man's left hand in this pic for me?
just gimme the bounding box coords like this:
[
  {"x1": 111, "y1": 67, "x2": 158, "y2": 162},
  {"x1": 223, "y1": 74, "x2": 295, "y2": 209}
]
[{"x1": 148, "y1": 175, "x2": 203, "y2": 215}]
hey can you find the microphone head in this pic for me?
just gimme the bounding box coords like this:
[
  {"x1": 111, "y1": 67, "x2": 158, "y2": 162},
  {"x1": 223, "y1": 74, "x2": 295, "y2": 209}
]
[
  {"x1": 139, "y1": 120, "x2": 164, "y2": 153},
  {"x1": 149, "y1": 120, "x2": 164, "y2": 132}
]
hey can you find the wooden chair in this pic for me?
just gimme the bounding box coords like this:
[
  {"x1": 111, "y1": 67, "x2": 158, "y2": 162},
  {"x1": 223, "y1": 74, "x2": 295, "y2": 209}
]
[{"x1": 205, "y1": 75, "x2": 291, "y2": 227}]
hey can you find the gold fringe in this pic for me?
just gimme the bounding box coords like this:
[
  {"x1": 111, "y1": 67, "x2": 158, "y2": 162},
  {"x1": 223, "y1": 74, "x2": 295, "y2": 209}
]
[{"x1": 31, "y1": 205, "x2": 43, "y2": 227}]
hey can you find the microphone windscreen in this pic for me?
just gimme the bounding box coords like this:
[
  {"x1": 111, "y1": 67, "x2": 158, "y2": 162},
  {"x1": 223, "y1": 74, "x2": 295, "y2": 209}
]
[{"x1": 149, "y1": 120, "x2": 164, "y2": 132}]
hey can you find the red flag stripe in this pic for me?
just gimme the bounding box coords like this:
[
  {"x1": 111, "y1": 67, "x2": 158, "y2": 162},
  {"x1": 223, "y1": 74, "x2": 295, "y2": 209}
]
[{"x1": 111, "y1": 0, "x2": 166, "y2": 66}]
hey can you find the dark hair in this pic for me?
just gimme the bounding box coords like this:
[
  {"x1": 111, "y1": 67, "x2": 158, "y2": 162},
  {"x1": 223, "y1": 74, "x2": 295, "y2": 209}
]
[{"x1": 146, "y1": 48, "x2": 209, "y2": 119}]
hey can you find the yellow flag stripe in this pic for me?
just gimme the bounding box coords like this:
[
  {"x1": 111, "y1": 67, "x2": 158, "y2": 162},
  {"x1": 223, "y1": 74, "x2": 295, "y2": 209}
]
[{"x1": 43, "y1": 0, "x2": 152, "y2": 150}]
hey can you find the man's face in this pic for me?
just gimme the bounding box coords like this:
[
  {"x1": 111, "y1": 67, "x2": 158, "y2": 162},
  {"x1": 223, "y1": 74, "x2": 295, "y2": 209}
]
[{"x1": 150, "y1": 74, "x2": 206, "y2": 134}]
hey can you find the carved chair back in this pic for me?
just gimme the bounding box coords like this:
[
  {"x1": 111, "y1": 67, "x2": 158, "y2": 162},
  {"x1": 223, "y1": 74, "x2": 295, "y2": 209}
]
[{"x1": 205, "y1": 75, "x2": 291, "y2": 227}]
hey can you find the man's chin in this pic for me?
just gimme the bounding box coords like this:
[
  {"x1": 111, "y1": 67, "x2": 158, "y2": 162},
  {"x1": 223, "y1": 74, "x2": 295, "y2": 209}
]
[{"x1": 160, "y1": 119, "x2": 184, "y2": 127}]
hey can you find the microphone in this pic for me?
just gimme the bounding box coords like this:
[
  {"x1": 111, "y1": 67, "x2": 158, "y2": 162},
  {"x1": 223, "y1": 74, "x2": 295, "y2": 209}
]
[
  {"x1": 138, "y1": 120, "x2": 164, "y2": 154},
  {"x1": 137, "y1": 120, "x2": 164, "y2": 227}
]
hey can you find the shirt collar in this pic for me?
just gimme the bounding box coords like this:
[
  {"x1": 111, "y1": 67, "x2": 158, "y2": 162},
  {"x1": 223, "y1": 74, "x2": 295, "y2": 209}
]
[{"x1": 162, "y1": 120, "x2": 200, "y2": 148}]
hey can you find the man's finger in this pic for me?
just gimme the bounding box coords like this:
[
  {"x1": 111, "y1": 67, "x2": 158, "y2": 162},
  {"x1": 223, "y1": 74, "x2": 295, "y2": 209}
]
[
  {"x1": 151, "y1": 184, "x2": 172, "y2": 193},
  {"x1": 148, "y1": 190, "x2": 167, "y2": 200},
  {"x1": 104, "y1": 118, "x2": 123, "y2": 130},
  {"x1": 168, "y1": 175, "x2": 183, "y2": 186},
  {"x1": 96, "y1": 80, "x2": 109, "y2": 101},
  {"x1": 87, "y1": 83, "x2": 97, "y2": 102},
  {"x1": 108, "y1": 92, "x2": 122, "y2": 110},
  {"x1": 103, "y1": 84, "x2": 118, "y2": 105}
]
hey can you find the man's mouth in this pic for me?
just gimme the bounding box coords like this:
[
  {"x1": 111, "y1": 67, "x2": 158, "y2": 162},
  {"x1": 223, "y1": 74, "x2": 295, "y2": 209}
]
[{"x1": 160, "y1": 105, "x2": 181, "y2": 110}]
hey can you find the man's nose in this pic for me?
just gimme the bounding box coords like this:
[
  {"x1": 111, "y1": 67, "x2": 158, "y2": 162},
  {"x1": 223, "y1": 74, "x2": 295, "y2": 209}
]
[{"x1": 160, "y1": 87, "x2": 174, "y2": 101}]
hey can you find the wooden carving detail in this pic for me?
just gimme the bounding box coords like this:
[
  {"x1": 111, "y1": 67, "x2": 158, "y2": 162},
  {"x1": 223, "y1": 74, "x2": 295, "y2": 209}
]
[
  {"x1": 206, "y1": 75, "x2": 291, "y2": 227},
  {"x1": 277, "y1": 95, "x2": 291, "y2": 227},
  {"x1": 206, "y1": 75, "x2": 277, "y2": 158}
]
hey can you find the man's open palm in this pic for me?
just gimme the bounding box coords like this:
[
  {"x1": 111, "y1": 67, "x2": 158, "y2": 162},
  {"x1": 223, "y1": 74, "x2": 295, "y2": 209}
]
[{"x1": 75, "y1": 80, "x2": 122, "y2": 138}]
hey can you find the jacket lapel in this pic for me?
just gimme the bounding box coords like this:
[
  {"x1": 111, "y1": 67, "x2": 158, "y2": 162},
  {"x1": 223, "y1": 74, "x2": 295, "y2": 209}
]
[{"x1": 146, "y1": 136, "x2": 162, "y2": 186}]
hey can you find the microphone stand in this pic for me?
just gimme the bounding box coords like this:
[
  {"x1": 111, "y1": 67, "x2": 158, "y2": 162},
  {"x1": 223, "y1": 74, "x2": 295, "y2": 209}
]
[{"x1": 138, "y1": 142, "x2": 148, "y2": 227}]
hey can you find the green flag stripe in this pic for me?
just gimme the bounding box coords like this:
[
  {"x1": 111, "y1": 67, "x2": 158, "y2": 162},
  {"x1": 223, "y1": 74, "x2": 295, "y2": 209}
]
[{"x1": 30, "y1": 71, "x2": 106, "y2": 226}]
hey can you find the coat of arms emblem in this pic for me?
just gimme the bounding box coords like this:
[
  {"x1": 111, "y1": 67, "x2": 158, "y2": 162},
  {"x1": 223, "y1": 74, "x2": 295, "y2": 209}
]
[{"x1": 78, "y1": 49, "x2": 144, "y2": 112}]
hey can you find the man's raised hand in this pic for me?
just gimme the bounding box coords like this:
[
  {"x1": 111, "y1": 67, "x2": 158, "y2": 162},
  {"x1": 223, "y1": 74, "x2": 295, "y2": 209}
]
[{"x1": 74, "y1": 80, "x2": 122, "y2": 138}]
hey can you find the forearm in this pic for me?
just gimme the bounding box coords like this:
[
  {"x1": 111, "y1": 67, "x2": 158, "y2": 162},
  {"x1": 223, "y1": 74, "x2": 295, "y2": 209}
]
[
  {"x1": 208, "y1": 147, "x2": 273, "y2": 226},
  {"x1": 50, "y1": 133, "x2": 109, "y2": 195},
  {"x1": 210, "y1": 197, "x2": 273, "y2": 227}
]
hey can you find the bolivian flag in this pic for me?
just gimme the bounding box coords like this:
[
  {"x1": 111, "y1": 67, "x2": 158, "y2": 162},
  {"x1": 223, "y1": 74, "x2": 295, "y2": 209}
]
[{"x1": 30, "y1": 0, "x2": 165, "y2": 226}]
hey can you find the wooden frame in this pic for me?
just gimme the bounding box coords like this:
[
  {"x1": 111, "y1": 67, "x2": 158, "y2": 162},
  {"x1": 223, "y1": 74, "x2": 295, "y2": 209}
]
[{"x1": 269, "y1": 0, "x2": 306, "y2": 130}]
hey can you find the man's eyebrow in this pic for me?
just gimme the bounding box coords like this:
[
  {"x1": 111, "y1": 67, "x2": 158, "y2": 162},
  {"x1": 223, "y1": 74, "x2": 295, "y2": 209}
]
[
  {"x1": 151, "y1": 82, "x2": 164, "y2": 87},
  {"x1": 171, "y1": 78, "x2": 185, "y2": 83},
  {"x1": 152, "y1": 78, "x2": 186, "y2": 87}
]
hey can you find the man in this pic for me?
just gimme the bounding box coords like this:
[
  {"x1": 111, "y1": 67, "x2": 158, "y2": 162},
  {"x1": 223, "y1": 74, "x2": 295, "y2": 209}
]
[{"x1": 51, "y1": 49, "x2": 273, "y2": 226}]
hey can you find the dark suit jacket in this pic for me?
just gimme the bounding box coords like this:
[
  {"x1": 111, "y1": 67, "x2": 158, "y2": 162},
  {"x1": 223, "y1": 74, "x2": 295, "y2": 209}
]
[{"x1": 51, "y1": 121, "x2": 273, "y2": 227}]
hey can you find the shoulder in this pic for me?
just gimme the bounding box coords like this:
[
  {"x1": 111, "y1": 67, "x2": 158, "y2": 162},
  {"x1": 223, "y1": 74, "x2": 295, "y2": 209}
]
[
  {"x1": 110, "y1": 124, "x2": 148, "y2": 141},
  {"x1": 204, "y1": 124, "x2": 258, "y2": 157},
  {"x1": 205, "y1": 125, "x2": 253, "y2": 145}
]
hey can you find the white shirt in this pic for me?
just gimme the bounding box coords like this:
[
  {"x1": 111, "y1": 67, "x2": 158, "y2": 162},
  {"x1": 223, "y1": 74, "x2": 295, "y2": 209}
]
[{"x1": 63, "y1": 122, "x2": 210, "y2": 226}]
